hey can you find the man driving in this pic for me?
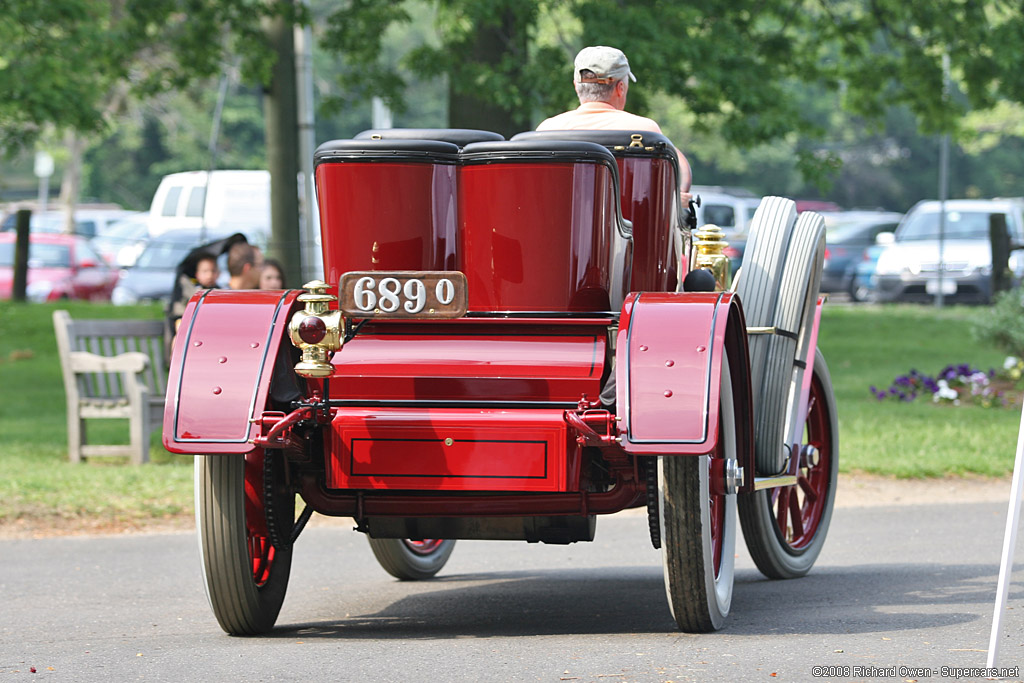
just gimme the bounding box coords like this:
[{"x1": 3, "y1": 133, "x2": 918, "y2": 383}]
[{"x1": 537, "y1": 45, "x2": 693, "y2": 194}]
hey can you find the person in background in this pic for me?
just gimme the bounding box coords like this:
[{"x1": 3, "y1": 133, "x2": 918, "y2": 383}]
[
  {"x1": 537, "y1": 45, "x2": 692, "y2": 198},
  {"x1": 227, "y1": 242, "x2": 263, "y2": 290},
  {"x1": 259, "y1": 258, "x2": 286, "y2": 289},
  {"x1": 194, "y1": 253, "x2": 220, "y2": 289}
]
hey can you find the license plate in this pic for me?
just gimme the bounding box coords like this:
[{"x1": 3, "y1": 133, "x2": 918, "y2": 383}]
[
  {"x1": 339, "y1": 271, "x2": 468, "y2": 319},
  {"x1": 925, "y1": 279, "x2": 956, "y2": 295}
]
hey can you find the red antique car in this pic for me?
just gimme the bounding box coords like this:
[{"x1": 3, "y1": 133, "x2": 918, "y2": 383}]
[{"x1": 163, "y1": 128, "x2": 837, "y2": 635}]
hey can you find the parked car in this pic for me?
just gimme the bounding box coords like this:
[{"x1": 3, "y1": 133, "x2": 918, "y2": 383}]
[
  {"x1": 873, "y1": 198, "x2": 1024, "y2": 304},
  {"x1": 91, "y1": 212, "x2": 153, "y2": 267},
  {"x1": 849, "y1": 242, "x2": 887, "y2": 302},
  {"x1": 819, "y1": 211, "x2": 903, "y2": 295},
  {"x1": 1, "y1": 208, "x2": 141, "y2": 239},
  {"x1": 795, "y1": 199, "x2": 842, "y2": 213},
  {"x1": 691, "y1": 185, "x2": 759, "y2": 275},
  {"x1": 149, "y1": 170, "x2": 270, "y2": 236},
  {"x1": 65, "y1": 209, "x2": 144, "y2": 240},
  {"x1": 0, "y1": 233, "x2": 119, "y2": 301},
  {"x1": 111, "y1": 227, "x2": 266, "y2": 305}
]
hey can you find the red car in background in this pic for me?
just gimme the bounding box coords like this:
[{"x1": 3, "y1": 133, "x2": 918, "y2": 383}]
[{"x1": 0, "y1": 233, "x2": 120, "y2": 301}]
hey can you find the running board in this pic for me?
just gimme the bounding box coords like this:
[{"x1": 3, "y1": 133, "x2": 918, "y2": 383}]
[{"x1": 753, "y1": 474, "x2": 798, "y2": 490}]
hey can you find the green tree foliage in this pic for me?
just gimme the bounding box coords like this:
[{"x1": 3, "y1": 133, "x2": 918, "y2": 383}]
[
  {"x1": 6, "y1": 1, "x2": 1024, "y2": 212},
  {"x1": 0, "y1": 0, "x2": 297, "y2": 154},
  {"x1": 321, "y1": 1, "x2": 1024, "y2": 188},
  {"x1": 82, "y1": 84, "x2": 268, "y2": 210},
  {"x1": 818, "y1": 0, "x2": 1024, "y2": 134}
]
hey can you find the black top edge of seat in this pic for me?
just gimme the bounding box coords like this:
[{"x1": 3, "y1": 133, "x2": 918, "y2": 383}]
[
  {"x1": 314, "y1": 139, "x2": 460, "y2": 164},
  {"x1": 355, "y1": 128, "x2": 505, "y2": 146},
  {"x1": 460, "y1": 139, "x2": 617, "y2": 163},
  {"x1": 511, "y1": 129, "x2": 676, "y2": 155}
]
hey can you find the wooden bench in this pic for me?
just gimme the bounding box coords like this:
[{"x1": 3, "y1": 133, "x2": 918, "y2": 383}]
[{"x1": 52, "y1": 310, "x2": 167, "y2": 464}]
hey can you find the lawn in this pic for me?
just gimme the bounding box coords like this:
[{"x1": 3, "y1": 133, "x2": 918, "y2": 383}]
[
  {"x1": 0, "y1": 299, "x2": 1019, "y2": 528},
  {"x1": 818, "y1": 303, "x2": 1019, "y2": 478},
  {"x1": 0, "y1": 301, "x2": 194, "y2": 528}
]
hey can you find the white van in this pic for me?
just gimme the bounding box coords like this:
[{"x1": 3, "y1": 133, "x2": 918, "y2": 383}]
[
  {"x1": 148, "y1": 170, "x2": 271, "y2": 236},
  {"x1": 691, "y1": 185, "x2": 759, "y2": 235}
]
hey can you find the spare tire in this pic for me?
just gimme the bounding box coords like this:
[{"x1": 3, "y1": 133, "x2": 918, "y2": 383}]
[{"x1": 734, "y1": 198, "x2": 825, "y2": 474}]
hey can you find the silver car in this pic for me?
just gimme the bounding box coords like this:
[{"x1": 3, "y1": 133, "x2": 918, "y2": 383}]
[{"x1": 873, "y1": 198, "x2": 1024, "y2": 304}]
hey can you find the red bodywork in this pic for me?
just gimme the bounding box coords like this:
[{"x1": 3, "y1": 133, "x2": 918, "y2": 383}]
[
  {"x1": 164, "y1": 134, "x2": 760, "y2": 522},
  {"x1": 616, "y1": 291, "x2": 752, "y2": 457},
  {"x1": 164, "y1": 289, "x2": 302, "y2": 454}
]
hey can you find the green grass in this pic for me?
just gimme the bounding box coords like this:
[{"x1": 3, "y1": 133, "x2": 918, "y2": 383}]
[
  {"x1": 0, "y1": 299, "x2": 1019, "y2": 528},
  {"x1": 817, "y1": 304, "x2": 1019, "y2": 478},
  {"x1": 0, "y1": 301, "x2": 194, "y2": 526}
]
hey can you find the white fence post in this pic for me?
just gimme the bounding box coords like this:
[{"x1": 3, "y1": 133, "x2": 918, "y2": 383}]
[{"x1": 987, "y1": 400, "x2": 1024, "y2": 667}]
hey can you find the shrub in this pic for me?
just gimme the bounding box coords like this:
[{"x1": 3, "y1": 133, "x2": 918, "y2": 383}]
[{"x1": 973, "y1": 288, "x2": 1024, "y2": 359}]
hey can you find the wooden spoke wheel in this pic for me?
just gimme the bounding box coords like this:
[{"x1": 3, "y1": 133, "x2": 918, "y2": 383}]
[
  {"x1": 739, "y1": 349, "x2": 838, "y2": 579},
  {"x1": 368, "y1": 537, "x2": 457, "y2": 580}
]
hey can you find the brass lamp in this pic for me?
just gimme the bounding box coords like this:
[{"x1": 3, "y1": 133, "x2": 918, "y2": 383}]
[
  {"x1": 288, "y1": 280, "x2": 344, "y2": 378},
  {"x1": 693, "y1": 224, "x2": 731, "y2": 292}
]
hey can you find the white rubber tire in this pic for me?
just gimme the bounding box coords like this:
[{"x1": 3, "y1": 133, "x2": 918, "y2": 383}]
[
  {"x1": 660, "y1": 354, "x2": 737, "y2": 632},
  {"x1": 195, "y1": 453, "x2": 292, "y2": 635}
]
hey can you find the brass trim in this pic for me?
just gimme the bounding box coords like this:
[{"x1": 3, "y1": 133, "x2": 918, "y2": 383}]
[
  {"x1": 692, "y1": 223, "x2": 731, "y2": 291},
  {"x1": 289, "y1": 280, "x2": 344, "y2": 378}
]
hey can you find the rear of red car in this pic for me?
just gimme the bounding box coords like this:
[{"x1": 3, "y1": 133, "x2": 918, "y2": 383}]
[{"x1": 0, "y1": 233, "x2": 119, "y2": 301}]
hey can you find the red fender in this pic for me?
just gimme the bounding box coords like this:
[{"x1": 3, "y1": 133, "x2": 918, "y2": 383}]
[
  {"x1": 163, "y1": 289, "x2": 302, "y2": 454},
  {"x1": 615, "y1": 291, "x2": 753, "y2": 469}
]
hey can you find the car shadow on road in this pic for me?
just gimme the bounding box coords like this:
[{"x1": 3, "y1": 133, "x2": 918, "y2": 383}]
[{"x1": 266, "y1": 562, "x2": 1010, "y2": 639}]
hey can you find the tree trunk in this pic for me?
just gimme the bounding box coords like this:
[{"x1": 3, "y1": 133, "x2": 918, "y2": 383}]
[
  {"x1": 263, "y1": 6, "x2": 302, "y2": 289},
  {"x1": 990, "y1": 212, "x2": 1012, "y2": 295},
  {"x1": 448, "y1": 7, "x2": 528, "y2": 138},
  {"x1": 58, "y1": 130, "x2": 84, "y2": 234}
]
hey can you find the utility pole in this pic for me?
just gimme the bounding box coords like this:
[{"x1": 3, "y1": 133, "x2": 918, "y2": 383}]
[
  {"x1": 936, "y1": 53, "x2": 951, "y2": 308},
  {"x1": 34, "y1": 151, "x2": 53, "y2": 214},
  {"x1": 294, "y1": 4, "x2": 319, "y2": 282}
]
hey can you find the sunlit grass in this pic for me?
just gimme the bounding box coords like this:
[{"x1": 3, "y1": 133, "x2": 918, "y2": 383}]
[
  {"x1": 818, "y1": 304, "x2": 1018, "y2": 477},
  {"x1": 0, "y1": 300, "x2": 194, "y2": 525}
]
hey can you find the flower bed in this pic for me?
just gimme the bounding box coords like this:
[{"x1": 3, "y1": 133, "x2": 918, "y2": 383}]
[{"x1": 870, "y1": 359, "x2": 1023, "y2": 408}]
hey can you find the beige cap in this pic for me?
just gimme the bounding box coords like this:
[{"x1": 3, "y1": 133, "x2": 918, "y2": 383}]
[{"x1": 573, "y1": 45, "x2": 637, "y2": 84}]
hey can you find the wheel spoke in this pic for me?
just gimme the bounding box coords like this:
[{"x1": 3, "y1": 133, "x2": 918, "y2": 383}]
[
  {"x1": 788, "y1": 491, "x2": 804, "y2": 540},
  {"x1": 710, "y1": 489, "x2": 724, "y2": 576},
  {"x1": 798, "y1": 472, "x2": 818, "y2": 504},
  {"x1": 402, "y1": 539, "x2": 445, "y2": 556},
  {"x1": 775, "y1": 487, "x2": 790, "y2": 535}
]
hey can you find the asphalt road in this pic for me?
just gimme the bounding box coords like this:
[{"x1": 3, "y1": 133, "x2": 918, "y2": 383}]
[{"x1": 3, "y1": 498, "x2": 1024, "y2": 682}]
